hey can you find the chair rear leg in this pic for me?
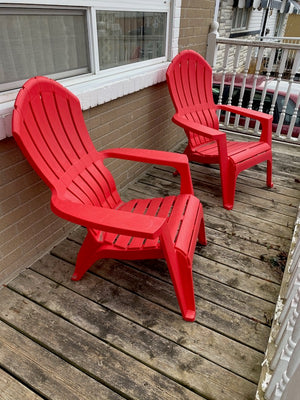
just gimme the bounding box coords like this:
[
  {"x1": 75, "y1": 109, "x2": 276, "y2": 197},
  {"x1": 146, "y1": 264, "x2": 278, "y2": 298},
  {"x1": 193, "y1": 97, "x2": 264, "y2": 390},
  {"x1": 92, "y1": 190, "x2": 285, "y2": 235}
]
[
  {"x1": 198, "y1": 215, "x2": 207, "y2": 246},
  {"x1": 72, "y1": 231, "x2": 100, "y2": 281}
]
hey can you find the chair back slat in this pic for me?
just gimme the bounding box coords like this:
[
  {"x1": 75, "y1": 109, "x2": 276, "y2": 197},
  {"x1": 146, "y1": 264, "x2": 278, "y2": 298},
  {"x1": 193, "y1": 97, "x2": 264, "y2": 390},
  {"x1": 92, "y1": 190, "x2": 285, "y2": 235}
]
[
  {"x1": 13, "y1": 76, "x2": 121, "y2": 209},
  {"x1": 167, "y1": 50, "x2": 220, "y2": 147}
]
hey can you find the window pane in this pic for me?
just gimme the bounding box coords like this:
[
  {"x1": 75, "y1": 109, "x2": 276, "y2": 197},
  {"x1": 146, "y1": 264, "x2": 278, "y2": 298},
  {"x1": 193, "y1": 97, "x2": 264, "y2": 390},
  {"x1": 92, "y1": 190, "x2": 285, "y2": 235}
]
[
  {"x1": 232, "y1": 8, "x2": 249, "y2": 30},
  {"x1": 0, "y1": 9, "x2": 90, "y2": 91},
  {"x1": 97, "y1": 11, "x2": 167, "y2": 70}
]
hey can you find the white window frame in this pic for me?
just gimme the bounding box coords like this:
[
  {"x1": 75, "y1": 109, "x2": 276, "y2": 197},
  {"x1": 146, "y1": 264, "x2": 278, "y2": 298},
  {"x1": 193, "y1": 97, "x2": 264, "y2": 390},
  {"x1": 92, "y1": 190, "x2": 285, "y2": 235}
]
[
  {"x1": 0, "y1": 0, "x2": 182, "y2": 140},
  {"x1": 232, "y1": 6, "x2": 250, "y2": 31}
]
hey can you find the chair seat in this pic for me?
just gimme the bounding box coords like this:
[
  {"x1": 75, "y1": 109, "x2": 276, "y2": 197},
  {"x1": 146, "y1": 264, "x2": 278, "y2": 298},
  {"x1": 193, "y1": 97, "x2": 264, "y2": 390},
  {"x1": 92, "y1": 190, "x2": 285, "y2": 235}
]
[
  {"x1": 195, "y1": 140, "x2": 271, "y2": 165},
  {"x1": 102, "y1": 194, "x2": 201, "y2": 256}
]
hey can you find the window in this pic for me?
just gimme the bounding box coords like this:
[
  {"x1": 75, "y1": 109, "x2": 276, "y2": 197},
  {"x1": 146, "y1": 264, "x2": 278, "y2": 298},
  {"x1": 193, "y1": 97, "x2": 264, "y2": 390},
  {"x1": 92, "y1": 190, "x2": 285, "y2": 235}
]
[
  {"x1": 0, "y1": 0, "x2": 178, "y2": 140},
  {"x1": 0, "y1": 8, "x2": 90, "y2": 92},
  {"x1": 232, "y1": 7, "x2": 250, "y2": 31},
  {"x1": 97, "y1": 11, "x2": 167, "y2": 70},
  {"x1": 0, "y1": 1, "x2": 170, "y2": 93}
]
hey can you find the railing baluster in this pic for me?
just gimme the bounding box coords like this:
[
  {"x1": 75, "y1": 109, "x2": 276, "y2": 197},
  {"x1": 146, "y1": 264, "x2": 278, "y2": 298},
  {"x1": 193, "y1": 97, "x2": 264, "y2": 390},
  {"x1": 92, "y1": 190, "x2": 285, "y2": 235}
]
[
  {"x1": 234, "y1": 45, "x2": 253, "y2": 128},
  {"x1": 267, "y1": 49, "x2": 289, "y2": 138},
  {"x1": 216, "y1": 44, "x2": 230, "y2": 119},
  {"x1": 263, "y1": 209, "x2": 300, "y2": 400},
  {"x1": 224, "y1": 45, "x2": 241, "y2": 125},
  {"x1": 269, "y1": 341, "x2": 300, "y2": 400},
  {"x1": 267, "y1": 324, "x2": 300, "y2": 400},
  {"x1": 254, "y1": 48, "x2": 277, "y2": 133},
  {"x1": 265, "y1": 268, "x2": 300, "y2": 399},
  {"x1": 211, "y1": 36, "x2": 300, "y2": 143},
  {"x1": 287, "y1": 90, "x2": 300, "y2": 141},
  {"x1": 244, "y1": 46, "x2": 264, "y2": 130},
  {"x1": 276, "y1": 51, "x2": 300, "y2": 138},
  {"x1": 271, "y1": 293, "x2": 300, "y2": 370}
]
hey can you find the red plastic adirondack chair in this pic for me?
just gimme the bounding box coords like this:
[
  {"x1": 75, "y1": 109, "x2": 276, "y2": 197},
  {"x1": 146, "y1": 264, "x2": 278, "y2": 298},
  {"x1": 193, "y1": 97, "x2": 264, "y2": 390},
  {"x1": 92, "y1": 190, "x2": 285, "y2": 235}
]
[
  {"x1": 166, "y1": 50, "x2": 273, "y2": 210},
  {"x1": 12, "y1": 76, "x2": 207, "y2": 321}
]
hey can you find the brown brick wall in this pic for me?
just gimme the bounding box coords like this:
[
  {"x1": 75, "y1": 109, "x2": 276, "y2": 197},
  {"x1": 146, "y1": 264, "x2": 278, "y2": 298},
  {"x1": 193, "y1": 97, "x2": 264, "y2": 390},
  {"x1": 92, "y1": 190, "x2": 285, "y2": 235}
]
[
  {"x1": 0, "y1": 1, "x2": 215, "y2": 283},
  {"x1": 179, "y1": 0, "x2": 215, "y2": 56},
  {"x1": 0, "y1": 137, "x2": 74, "y2": 282}
]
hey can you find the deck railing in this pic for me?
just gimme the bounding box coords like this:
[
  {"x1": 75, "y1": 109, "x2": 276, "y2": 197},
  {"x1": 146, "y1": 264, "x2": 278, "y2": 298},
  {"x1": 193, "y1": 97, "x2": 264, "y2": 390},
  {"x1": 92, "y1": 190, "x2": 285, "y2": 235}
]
[
  {"x1": 260, "y1": 207, "x2": 300, "y2": 400},
  {"x1": 206, "y1": 25, "x2": 300, "y2": 143}
]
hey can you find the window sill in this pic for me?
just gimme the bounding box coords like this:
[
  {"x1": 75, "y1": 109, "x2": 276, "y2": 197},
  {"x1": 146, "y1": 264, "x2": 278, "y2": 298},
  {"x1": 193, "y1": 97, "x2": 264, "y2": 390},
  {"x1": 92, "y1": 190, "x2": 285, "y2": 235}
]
[
  {"x1": 0, "y1": 61, "x2": 170, "y2": 140},
  {"x1": 230, "y1": 29, "x2": 260, "y2": 38}
]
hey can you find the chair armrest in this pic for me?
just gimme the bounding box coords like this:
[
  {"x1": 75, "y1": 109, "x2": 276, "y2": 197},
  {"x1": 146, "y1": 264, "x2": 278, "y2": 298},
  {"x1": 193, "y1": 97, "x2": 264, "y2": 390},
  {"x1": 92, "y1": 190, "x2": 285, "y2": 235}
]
[
  {"x1": 51, "y1": 194, "x2": 166, "y2": 239},
  {"x1": 216, "y1": 105, "x2": 273, "y2": 145},
  {"x1": 172, "y1": 114, "x2": 225, "y2": 140},
  {"x1": 172, "y1": 114, "x2": 229, "y2": 170},
  {"x1": 101, "y1": 147, "x2": 194, "y2": 194},
  {"x1": 216, "y1": 104, "x2": 273, "y2": 123}
]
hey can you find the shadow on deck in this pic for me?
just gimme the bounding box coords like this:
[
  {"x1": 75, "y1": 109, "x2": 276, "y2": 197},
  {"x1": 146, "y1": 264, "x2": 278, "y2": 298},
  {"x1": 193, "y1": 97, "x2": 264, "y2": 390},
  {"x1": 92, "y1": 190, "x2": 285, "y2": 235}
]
[{"x1": 0, "y1": 134, "x2": 299, "y2": 400}]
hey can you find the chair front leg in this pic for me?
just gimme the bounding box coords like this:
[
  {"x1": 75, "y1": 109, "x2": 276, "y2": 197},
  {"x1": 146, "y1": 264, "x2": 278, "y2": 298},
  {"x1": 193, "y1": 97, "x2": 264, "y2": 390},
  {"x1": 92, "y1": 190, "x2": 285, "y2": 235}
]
[
  {"x1": 72, "y1": 230, "x2": 100, "y2": 281},
  {"x1": 216, "y1": 137, "x2": 235, "y2": 210}
]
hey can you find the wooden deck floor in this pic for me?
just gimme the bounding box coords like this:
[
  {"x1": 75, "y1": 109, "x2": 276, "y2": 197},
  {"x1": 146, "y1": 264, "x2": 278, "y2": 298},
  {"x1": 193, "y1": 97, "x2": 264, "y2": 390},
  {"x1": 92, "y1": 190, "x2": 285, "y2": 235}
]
[{"x1": 0, "y1": 135, "x2": 299, "y2": 400}]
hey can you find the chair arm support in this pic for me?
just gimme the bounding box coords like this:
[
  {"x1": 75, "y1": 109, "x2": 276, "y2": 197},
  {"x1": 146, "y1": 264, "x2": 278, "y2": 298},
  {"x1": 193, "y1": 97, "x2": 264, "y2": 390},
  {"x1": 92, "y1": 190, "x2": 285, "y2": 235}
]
[
  {"x1": 216, "y1": 105, "x2": 273, "y2": 145},
  {"x1": 101, "y1": 147, "x2": 194, "y2": 194},
  {"x1": 172, "y1": 114, "x2": 226, "y2": 140},
  {"x1": 172, "y1": 114, "x2": 230, "y2": 175},
  {"x1": 51, "y1": 194, "x2": 166, "y2": 239}
]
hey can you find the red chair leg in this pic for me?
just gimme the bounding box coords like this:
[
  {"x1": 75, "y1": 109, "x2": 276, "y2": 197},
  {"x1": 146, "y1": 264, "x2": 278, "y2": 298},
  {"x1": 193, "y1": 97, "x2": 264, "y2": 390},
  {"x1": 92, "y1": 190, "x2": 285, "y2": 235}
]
[
  {"x1": 220, "y1": 164, "x2": 236, "y2": 210},
  {"x1": 174, "y1": 145, "x2": 193, "y2": 177},
  {"x1": 198, "y1": 216, "x2": 207, "y2": 246},
  {"x1": 171, "y1": 252, "x2": 196, "y2": 322},
  {"x1": 160, "y1": 229, "x2": 196, "y2": 321},
  {"x1": 222, "y1": 171, "x2": 237, "y2": 210},
  {"x1": 72, "y1": 231, "x2": 99, "y2": 281},
  {"x1": 267, "y1": 159, "x2": 273, "y2": 188}
]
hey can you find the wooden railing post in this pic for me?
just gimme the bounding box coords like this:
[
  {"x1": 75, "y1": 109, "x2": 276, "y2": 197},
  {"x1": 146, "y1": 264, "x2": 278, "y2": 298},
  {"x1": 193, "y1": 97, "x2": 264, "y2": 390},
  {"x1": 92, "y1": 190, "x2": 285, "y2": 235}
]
[{"x1": 206, "y1": 21, "x2": 219, "y2": 68}]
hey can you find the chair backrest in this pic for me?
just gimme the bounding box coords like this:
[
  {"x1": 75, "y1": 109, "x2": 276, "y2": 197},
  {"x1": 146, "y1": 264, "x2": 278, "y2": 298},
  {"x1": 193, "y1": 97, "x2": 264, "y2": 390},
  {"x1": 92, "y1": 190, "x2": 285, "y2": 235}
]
[
  {"x1": 12, "y1": 76, "x2": 121, "y2": 208},
  {"x1": 166, "y1": 50, "x2": 219, "y2": 146}
]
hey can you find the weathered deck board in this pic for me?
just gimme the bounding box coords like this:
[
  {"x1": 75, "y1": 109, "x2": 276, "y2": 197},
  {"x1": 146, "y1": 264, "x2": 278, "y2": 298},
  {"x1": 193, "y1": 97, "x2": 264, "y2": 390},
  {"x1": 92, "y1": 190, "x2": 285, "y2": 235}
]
[
  {"x1": 0, "y1": 321, "x2": 123, "y2": 400},
  {"x1": 0, "y1": 135, "x2": 299, "y2": 400},
  {"x1": 0, "y1": 288, "x2": 206, "y2": 400},
  {"x1": 5, "y1": 268, "x2": 256, "y2": 399},
  {"x1": 0, "y1": 368, "x2": 43, "y2": 400}
]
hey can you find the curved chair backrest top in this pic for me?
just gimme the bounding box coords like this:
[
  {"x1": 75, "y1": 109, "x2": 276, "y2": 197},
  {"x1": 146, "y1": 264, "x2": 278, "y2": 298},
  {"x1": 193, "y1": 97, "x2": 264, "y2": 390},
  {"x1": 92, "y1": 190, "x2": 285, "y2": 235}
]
[
  {"x1": 166, "y1": 50, "x2": 220, "y2": 134},
  {"x1": 12, "y1": 76, "x2": 121, "y2": 209}
]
